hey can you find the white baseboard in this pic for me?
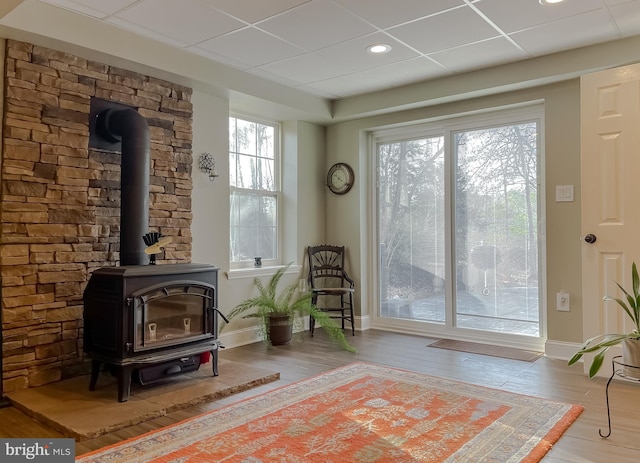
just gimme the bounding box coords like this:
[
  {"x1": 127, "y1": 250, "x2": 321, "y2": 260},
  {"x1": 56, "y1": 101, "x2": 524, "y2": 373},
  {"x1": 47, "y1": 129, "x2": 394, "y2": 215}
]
[
  {"x1": 357, "y1": 314, "x2": 370, "y2": 331},
  {"x1": 218, "y1": 326, "x2": 261, "y2": 349},
  {"x1": 545, "y1": 340, "x2": 582, "y2": 361},
  {"x1": 219, "y1": 314, "x2": 368, "y2": 350},
  {"x1": 218, "y1": 315, "x2": 310, "y2": 349}
]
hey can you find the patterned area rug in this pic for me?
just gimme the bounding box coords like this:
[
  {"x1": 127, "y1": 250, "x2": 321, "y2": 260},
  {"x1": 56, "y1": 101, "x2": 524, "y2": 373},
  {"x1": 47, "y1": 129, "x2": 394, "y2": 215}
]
[{"x1": 77, "y1": 362, "x2": 582, "y2": 463}]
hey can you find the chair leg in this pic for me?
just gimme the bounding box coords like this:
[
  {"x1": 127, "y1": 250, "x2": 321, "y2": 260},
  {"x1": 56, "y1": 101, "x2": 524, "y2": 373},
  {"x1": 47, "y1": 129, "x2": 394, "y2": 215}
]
[
  {"x1": 349, "y1": 292, "x2": 355, "y2": 336},
  {"x1": 310, "y1": 294, "x2": 317, "y2": 336},
  {"x1": 310, "y1": 293, "x2": 355, "y2": 338}
]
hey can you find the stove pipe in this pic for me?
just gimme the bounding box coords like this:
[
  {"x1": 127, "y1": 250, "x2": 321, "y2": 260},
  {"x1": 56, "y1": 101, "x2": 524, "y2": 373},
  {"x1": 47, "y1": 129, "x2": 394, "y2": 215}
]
[{"x1": 96, "y1": 108, "x2": 150, "y2": 266}]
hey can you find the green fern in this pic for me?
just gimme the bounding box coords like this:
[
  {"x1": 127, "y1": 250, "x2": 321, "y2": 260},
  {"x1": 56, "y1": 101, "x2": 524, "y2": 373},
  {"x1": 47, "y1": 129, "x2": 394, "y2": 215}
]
[{"x1": 220, "y1": 263, "x2": 356, "y2": 353}]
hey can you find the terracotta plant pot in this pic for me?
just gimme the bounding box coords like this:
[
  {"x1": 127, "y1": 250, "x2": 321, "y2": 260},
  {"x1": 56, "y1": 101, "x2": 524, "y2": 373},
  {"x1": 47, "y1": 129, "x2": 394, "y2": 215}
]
[
  {"x1": 622, "y1": 338, "x2": 640, "y2": 380},
  {"x1": 268, "y1": 313, "x2": 293, "y2": 345}
]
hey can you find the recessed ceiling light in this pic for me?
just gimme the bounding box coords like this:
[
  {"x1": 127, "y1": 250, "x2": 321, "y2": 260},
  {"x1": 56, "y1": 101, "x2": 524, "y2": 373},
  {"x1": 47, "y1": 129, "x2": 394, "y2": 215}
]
[
  {"x1": 367, "y1": 44, "x2": 391, "y2": 54},
  {"x1": 539, "y1": 0, "x2": 564, "y2": 4}
]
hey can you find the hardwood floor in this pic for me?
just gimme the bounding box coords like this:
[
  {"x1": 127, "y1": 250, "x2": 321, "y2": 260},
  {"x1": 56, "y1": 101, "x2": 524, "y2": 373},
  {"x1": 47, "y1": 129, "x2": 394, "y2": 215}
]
[{"x1": 1, "y1": 329, "x2": 639, "y2": 462}]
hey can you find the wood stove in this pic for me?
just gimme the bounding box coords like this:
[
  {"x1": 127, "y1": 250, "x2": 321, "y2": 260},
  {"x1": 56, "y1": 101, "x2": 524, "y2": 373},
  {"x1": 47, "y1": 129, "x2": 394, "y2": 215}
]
[
  {"x1": 82, "y1": 102, "x2": 230, "y2": 402},
  {"x1": 83, "y1": 263, "x2": 225, "y2": 402}
]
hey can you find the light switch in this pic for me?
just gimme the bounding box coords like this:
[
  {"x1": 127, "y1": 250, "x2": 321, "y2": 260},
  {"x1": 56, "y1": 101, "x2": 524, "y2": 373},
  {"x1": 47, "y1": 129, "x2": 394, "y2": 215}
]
[
  {"x1": 555, "y1": 185, "x2": 574, "y2": 202},
  {"x1": 557, "y1": 291, "x2": 570, "y2": 311}
]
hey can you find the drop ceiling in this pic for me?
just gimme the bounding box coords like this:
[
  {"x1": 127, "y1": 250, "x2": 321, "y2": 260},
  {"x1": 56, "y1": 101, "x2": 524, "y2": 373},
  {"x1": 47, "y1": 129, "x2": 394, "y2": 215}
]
[{"x1": 33, "y1": 0, "x2": 640, "y2": 100}]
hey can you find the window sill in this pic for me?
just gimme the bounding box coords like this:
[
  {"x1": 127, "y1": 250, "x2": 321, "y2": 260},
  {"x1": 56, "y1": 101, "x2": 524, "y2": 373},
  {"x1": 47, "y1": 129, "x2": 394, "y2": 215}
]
[{"x1": 225, "y1": 264, "x2": 302, "y2": 280}]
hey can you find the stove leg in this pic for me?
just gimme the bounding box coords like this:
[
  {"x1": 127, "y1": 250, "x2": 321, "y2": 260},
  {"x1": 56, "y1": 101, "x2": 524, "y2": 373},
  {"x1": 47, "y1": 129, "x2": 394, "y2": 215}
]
[
  {"x1": 212, "y1": 349, "x2": 219, "y2": 376},
  {"x1": 89, "y1": 360, "x2": 101, "y2": 391},
  {"x1": 117, "y1": 366, "x2": 134, "y2": 402}
]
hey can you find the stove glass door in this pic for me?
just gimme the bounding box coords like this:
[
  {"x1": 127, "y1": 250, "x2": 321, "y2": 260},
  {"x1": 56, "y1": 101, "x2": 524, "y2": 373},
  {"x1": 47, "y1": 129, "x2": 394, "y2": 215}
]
[{"x1": 134, "y1": 284, "x2": 213, "y2": 351}]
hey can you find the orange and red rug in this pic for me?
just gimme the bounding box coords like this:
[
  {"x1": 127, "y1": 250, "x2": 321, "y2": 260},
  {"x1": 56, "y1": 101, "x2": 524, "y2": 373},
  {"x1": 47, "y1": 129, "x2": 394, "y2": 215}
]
[{"x1": 77, "y1": 362, "x2": 582, "y2": 462}]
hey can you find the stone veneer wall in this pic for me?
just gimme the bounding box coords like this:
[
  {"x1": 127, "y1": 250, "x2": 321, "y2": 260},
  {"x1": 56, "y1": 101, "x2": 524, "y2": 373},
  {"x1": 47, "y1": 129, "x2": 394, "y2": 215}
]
[{"x1": 1, "y1": 40, "x2": 194, "y2": 392}]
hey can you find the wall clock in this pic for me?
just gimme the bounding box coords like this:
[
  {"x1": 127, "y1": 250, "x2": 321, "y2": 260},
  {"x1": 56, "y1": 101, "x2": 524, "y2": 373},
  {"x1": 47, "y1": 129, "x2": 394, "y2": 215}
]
[{"x1": 327, "y1": 162, "x2": 354, "y2": 195}]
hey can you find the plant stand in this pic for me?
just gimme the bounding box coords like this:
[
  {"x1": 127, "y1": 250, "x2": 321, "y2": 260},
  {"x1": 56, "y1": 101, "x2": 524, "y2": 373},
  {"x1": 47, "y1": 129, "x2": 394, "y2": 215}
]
[{"x1": 599, "y1": 356, "x2": 640, "y2": 438}]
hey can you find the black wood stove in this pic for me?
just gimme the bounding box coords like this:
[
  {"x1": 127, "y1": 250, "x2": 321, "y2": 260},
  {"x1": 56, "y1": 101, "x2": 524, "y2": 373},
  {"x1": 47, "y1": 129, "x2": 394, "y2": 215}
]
[
  {"x1": 83, "y1": 263, "x2": 225, "y2": 402},
  {"x1": 83, "y1": 101, "x2": 227, "y2": 402}
]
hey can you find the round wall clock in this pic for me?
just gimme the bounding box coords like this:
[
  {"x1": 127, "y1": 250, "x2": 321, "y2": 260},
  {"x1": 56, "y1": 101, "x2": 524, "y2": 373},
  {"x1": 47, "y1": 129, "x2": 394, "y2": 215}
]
[{"x1": 327, "y1": 162, "x2": 354, "y2": 195}]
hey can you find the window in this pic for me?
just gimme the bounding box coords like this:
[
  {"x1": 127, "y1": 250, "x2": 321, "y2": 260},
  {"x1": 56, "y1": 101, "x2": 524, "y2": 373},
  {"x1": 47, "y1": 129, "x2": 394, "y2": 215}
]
[{"x1": 229, "y1": 116, "x2": 280, "y2": 267}]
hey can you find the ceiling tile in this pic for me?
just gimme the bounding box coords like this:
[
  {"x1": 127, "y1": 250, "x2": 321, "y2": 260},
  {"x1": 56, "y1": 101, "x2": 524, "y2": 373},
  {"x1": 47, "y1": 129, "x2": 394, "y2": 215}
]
[
  {"x1": 245, "y1": 67, "x2": 303, "y2": 88},
  {"x1": 111, "y1": 0, "x2": 245, "y2": 45},
  {"x1": 293, "y1": 84, "x2": 341, "y2": 99},
  {"x1": 258, "y1": 52, "x2": 352, "y2": 83},
  {"x1": 390, "y1": 5, "x2": 500, "y2": 54},
  {"x1": 258, "y1": 0, "x2": 375, "y2": 51},
  {"x1": 359, "y1": 57, "x2": 448, "y2": 88},
  {"x1": 188, "y1": 46, "x2": 252, "y2": 69},
  {"x1": 429, "y1": 37, "x2": 527, "y2": 73},
  {"x1": 202, "y1": 0, "x2": 309, "y2": 24},
  {"x1": 107, "y1": 16, "x2": 192, "y2": 47},
  {"x1": 197, "y1": 27, "x2": 306, "y2": 67},
  {"x1": 305, "y1": 72, "x2": 381, "y2": 98},
  {"x1": 476, "y1": 0, "x2": 605, "y2": 33},
  {"x1": 39, "y1": 0, "x2": 136, "y2": 18},
  {"x1": 608, "y1": 0, "x2": 640, "y2": 36},
  {"x1": 315, "y1": 32, "x2": 420, "y2": 71},
  {"x1": 511, "y1": 10, "x2": 620, "y2": 56},
  {"x1": 335, "y1": 0, "x2": 465, "y2": 29},
  {"x1": 603, "y1": 0, "x2": 635, "y2": 5}
]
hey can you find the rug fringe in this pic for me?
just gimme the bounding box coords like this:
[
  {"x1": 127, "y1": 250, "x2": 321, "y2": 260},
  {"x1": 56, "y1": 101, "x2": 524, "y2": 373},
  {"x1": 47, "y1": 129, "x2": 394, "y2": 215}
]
[{"x1": 523, "y1": 404, "x2": 584, "y2": 463}]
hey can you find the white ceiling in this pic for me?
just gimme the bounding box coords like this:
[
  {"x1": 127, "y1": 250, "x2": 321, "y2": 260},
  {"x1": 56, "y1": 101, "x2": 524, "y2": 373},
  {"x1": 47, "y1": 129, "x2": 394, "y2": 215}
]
[{"x1": 37, "y1": 0, "x2": 640, "y2": 100}]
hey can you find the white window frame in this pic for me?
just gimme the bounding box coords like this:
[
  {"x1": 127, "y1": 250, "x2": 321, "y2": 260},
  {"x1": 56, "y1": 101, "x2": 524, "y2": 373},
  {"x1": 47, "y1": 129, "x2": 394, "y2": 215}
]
[{"x1": 229, "y1": 114, "x2": 282, "y2": 270}]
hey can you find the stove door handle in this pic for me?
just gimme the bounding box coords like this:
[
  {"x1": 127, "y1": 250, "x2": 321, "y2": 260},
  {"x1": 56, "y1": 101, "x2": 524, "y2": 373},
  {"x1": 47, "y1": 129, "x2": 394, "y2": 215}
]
[{"x1": 213, "y1": 307, "x2": 229, "y2": 324}]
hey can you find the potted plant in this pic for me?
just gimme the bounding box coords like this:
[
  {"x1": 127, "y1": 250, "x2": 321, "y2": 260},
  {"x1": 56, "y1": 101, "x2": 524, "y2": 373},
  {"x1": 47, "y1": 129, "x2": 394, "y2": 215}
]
[
  {"x1": 220, "y1": 263, "x2": 356, "y2": 353},
  {"x1": 568, "y1": 262, "x2": 640, "y2": 379}
]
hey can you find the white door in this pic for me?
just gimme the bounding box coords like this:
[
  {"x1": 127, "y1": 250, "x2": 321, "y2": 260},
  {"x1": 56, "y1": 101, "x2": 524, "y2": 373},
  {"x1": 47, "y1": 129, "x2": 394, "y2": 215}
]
[{"x1": 581, "y1": 63, "x2": 640, "y2": 377}]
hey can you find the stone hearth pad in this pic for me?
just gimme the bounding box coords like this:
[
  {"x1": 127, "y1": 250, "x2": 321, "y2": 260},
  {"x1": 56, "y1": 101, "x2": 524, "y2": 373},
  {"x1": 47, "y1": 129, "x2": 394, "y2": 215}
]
[{"x1": 5, "y1": 358, "x2": 279, "y2": 440}]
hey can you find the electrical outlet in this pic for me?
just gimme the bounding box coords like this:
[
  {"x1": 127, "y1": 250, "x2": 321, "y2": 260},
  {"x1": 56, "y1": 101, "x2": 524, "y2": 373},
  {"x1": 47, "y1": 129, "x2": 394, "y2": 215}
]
[{"x1": 557, "y1": 292, "x2": 570, "y2": 311}]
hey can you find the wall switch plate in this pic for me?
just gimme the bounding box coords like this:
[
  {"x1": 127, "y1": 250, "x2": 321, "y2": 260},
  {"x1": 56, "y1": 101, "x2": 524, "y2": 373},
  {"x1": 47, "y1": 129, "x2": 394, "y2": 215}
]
[
  {"x1": 557, "y1": 292, "x2": 570, "y2": 311},
  {"x1": 555, "y1": 185, "x2": 574, "y2": 202}
]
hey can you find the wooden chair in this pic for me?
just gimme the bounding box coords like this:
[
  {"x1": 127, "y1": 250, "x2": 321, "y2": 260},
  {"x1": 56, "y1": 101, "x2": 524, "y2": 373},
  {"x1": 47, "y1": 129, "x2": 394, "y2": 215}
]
[{"x1": 307, "y1": 245, "x2": 355, "y2": 336}]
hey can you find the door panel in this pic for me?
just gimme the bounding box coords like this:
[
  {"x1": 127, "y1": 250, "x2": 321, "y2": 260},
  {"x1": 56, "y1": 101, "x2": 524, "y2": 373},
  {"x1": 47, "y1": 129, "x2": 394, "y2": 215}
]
[
  {"x1": 378, "y1": 137, "x2": 446, "y2": 323},
  {"x1": 453, "y1": 123, "x2": 540, "y2": 336},
  {"x1": 581, "y1": 63, "x2": 640, "y2": 377}
]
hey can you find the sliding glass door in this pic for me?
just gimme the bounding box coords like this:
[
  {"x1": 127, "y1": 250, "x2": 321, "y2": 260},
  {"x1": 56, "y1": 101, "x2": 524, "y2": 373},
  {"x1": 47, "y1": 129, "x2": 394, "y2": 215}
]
[{"x1": 376, "y1": 107, "x2": 543, "y2": 346}]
